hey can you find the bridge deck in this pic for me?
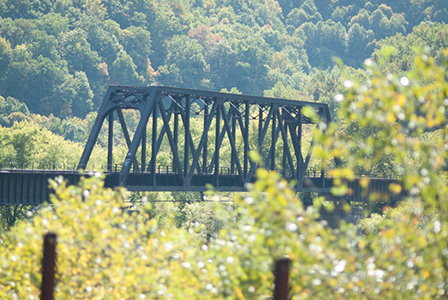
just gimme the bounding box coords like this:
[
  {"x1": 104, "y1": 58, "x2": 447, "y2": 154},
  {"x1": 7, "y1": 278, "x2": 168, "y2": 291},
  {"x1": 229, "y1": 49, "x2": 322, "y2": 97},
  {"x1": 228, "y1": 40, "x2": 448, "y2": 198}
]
[{"x1": 0, "y1": 169, "x2": 403, "y2": 205}]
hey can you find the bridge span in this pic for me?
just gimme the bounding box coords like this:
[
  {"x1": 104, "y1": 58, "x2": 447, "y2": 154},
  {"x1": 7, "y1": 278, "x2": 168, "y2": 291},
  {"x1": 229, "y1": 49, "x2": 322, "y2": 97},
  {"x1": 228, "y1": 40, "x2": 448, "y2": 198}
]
[{"x1": 1, "y1": 86, "x2": 404, "y2": 205}]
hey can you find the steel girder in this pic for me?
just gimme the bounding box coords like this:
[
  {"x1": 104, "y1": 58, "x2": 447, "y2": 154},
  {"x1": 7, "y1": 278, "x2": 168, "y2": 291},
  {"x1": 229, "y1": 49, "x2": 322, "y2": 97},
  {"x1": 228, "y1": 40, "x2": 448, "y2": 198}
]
[{"x1": 77, "y1": 85, "x2": 337, "y2": 192}]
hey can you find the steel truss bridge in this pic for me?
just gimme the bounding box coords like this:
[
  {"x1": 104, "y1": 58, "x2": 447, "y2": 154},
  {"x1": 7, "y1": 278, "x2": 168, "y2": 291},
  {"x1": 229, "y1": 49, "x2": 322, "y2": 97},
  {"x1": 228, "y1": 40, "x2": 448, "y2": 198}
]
[{"x1": 1, "y1": 86, "x2": 404, "y2": 205}]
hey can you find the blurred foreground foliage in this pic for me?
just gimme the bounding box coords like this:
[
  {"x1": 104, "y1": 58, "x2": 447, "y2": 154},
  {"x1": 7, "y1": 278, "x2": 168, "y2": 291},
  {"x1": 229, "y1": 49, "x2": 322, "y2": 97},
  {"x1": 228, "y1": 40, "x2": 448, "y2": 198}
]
[
  {"x1": 1, "y1": 49, "x2": 448, "y2": 299},
  {"x1": 0, "y1": 169, "x2": 446, "y2": 299}
]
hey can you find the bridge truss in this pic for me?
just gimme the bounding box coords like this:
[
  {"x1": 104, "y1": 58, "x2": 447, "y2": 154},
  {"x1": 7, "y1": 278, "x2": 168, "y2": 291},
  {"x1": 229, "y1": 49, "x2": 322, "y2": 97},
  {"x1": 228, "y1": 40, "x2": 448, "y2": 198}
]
[
  {"x1": 1, "y1": 86, "x2": 406, "y2": 204},
  {"x1": 77, "y1": 86, "x2": 337, "y2": 192}
]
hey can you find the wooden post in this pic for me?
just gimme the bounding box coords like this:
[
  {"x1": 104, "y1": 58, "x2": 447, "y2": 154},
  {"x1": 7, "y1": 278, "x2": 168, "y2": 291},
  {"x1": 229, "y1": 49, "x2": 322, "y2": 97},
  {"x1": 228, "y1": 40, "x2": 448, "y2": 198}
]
[
  {"x1": 274, "y1": 258, "x2": 291, "y2": 300},
  {"x1": 41, "y1": 233, "x2": 57, "y2": 300}
]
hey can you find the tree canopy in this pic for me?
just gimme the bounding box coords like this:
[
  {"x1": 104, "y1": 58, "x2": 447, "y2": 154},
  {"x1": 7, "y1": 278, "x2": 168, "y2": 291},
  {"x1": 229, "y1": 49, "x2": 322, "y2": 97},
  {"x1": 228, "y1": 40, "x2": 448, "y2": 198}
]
[{"x1": 0, "y1": 0, "x2": 446, "y2": 118}]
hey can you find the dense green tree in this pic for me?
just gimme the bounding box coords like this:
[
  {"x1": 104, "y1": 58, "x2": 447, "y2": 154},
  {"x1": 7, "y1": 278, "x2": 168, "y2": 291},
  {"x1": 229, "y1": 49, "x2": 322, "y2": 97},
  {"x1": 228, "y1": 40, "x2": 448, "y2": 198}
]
[
  {"x1": 159, "y1": 35, "x2": 208, "y2": 89},
  {"x1": 346, "y1": 23, "x2": 375, "y2": 67},
  {"x1": 118, "y1": 26, "x2": 152, "y2": 77},
  {"x1": 1, "y1": 45, "x2": 69, "y2": 115},
  {"x1": 348, "y1": 9, "x2": 370, "y2": 29},
  {"x1": 267, "y1": 46, "x2": 309, "y2": 88},
  {"x1": 0, "y1": 95, "x2": 29, "y2": 127},
  {"x1": 109, "y1": 49, "x2": 145, "y2": 86},
  {"x1": 36, "y1": 12, "x2": 69, "y2": 37},
  {"x1": 372, "y1": 23, "x2": 448, "y2": 75},
  {"x1": 285, "y1": 8, "x2": 309, "y2": 28},
  {"x1": 331, "y1": 6, "x2": 346, "y2": 23},
  {"x1": 0, "y1": 121, "x2": 39, "y2": 164},
  {"x1": 59, "y1": 71, "x2": 94, "y2": 117},
  {"x1": 60, "y1": 28, "x2": 101, "y2": 78},
  {"x1": 299, "y1": 0, "x2": 317, "y2": 15},
  {"x1": 206, "y1": 41, "x2": 239, "y2": 90},
  {"x1": 60, "y1": 117, "x2": 87, "y2": 143},
  {"x1": 263, "y1": 81, "x2": 304, "y2": 100}
]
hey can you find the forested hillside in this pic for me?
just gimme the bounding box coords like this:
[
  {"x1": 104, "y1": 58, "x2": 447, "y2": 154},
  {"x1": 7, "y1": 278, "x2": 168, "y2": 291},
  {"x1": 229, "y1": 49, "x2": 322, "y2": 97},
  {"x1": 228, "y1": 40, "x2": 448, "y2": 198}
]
[{"x1": 0, "y1": 0, "x2": 447, "y2": 119}]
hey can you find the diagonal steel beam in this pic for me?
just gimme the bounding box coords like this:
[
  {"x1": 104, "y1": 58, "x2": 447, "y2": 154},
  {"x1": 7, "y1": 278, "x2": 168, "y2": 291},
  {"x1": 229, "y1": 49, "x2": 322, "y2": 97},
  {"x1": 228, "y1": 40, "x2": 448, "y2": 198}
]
[
  {"x1": 278, "y1": 110, "x2": 297, "y2": 180},
  {"x1": 264, "y1": 109, "x2": 281, "y2": 169},
  {"x1": 187, "y1": 100, "x2": 219, "y2": 184},
  {"x1": 246, "y1": 105, "x2": 274, "y2": 181},
  {"x1": 77, "y1": 89, "x2": 115, "y2": 170},
  {"x1": 180, "y1": 105, "x2": 203, "y2": 175},
  {"x1": 120, "y1": 89, "x2": 158, "y2": 185},
  {"x1": 208, "y1": 107, "x2": 234, "y2": 173},
  {"x1": 147, "y1": 105, "x2": 175, "y2": 172},
  {"x1": 221, "y1": 105, "x2": 244, "y2": 183},
  {"x1": 117, "y1": 109, "x2": 140, "y2": 172},
  {"x1": 301, "y1": 136, "x2": 315, "y2": 182},
  {"x1": 158, "y1": 101, "x2": 183, "y2": 178}
]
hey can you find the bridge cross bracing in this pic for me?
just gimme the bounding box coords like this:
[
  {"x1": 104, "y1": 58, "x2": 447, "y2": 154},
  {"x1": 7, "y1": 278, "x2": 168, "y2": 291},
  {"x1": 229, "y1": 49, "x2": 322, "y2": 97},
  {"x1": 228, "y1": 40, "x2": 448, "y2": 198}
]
[{"x1": 77, "y1": 86, "x2": 335, "y2": 192}]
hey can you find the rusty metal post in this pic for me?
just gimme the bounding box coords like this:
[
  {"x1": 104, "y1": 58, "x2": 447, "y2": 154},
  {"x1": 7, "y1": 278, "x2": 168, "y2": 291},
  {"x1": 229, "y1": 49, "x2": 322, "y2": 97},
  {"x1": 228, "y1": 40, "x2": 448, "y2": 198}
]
[
  {"x1": 274, "y1": 258, "x2": 291, "y2": 300},
  {"x1": 41, "y1": 233, "x2": 57, "y2": 300}
]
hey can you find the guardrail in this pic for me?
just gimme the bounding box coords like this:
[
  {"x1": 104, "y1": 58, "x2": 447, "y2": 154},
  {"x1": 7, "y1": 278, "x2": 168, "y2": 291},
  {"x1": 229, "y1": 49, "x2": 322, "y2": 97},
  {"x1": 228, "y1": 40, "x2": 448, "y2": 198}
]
[{"x1": 0, "y1": 161, "x2": 398, "y2": 179}]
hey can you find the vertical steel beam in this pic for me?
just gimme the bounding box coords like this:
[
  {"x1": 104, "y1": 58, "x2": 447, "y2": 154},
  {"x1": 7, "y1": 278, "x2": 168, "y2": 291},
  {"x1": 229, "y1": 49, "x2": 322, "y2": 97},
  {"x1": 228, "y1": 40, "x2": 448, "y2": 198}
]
[
  {"x1": 231, "y1": 109, "x2": 236, "y2": 174},
  {"x1": 184, "y1": 95, "x2": 190, "y2": 177},
  {"x1": 174, "y1": 105, "x2": 179, "y2": 173},
  {"x1": 297, "y1": 108, "x2": 303, "y2": 184},
  {"x1": 282, "y1": 118, "x2": 287, "y2": 177},
  {"x1": 271, "y1": 106, "x2": 276, "y2": 170},
  {"x1": 244, "y1": 102, "x2": 249, "y2": 177},
  {"x1": 147, "y1": 105, "x2": 175, "y2": 172},
  {"x1": 203, "y1": 103, "x2": 208, "y2": 172},
  {"x1": 141, "y1": 123, "x2": 146, "y2": 173},
  {"x1": 214, "y1": 103, "x2": 221, "y2": 187},
  {"x1": 258, "y1": 105, "x2": 263, "y2": 152},
  {"x1": 107, "y1": 111, "x2": 114, "y2": 172},
  {"x1": 151, "y1": 104, "x2": 157, "y2": 184}
]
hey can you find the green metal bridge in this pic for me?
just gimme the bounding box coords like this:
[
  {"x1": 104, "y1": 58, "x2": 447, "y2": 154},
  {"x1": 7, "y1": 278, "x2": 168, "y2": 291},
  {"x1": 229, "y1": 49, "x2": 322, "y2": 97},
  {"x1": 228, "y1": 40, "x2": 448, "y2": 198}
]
[{"x1": 0, "y1": 86, "x2": 404, "y2": 205}]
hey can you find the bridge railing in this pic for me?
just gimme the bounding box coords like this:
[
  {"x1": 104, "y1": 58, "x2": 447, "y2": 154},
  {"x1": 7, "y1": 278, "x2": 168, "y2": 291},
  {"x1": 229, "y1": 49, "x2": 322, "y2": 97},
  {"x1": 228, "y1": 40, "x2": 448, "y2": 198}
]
[
  {"x1": 0, "y1": 161, "x2": 396, "y2": 181},
  {"x1": 0, "y1": 161, "x2": 80, "y2": 172},
  {"x1": 0, "y1": 161, "x2": 320, "y2": 177}
]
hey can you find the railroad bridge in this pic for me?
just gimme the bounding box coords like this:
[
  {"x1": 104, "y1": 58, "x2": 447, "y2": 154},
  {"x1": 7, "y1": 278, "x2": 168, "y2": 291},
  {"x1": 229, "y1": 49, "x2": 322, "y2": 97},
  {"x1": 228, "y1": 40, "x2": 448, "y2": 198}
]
[{"x1": 0, "y1": 86, "x2": 404, "y2": 205}]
